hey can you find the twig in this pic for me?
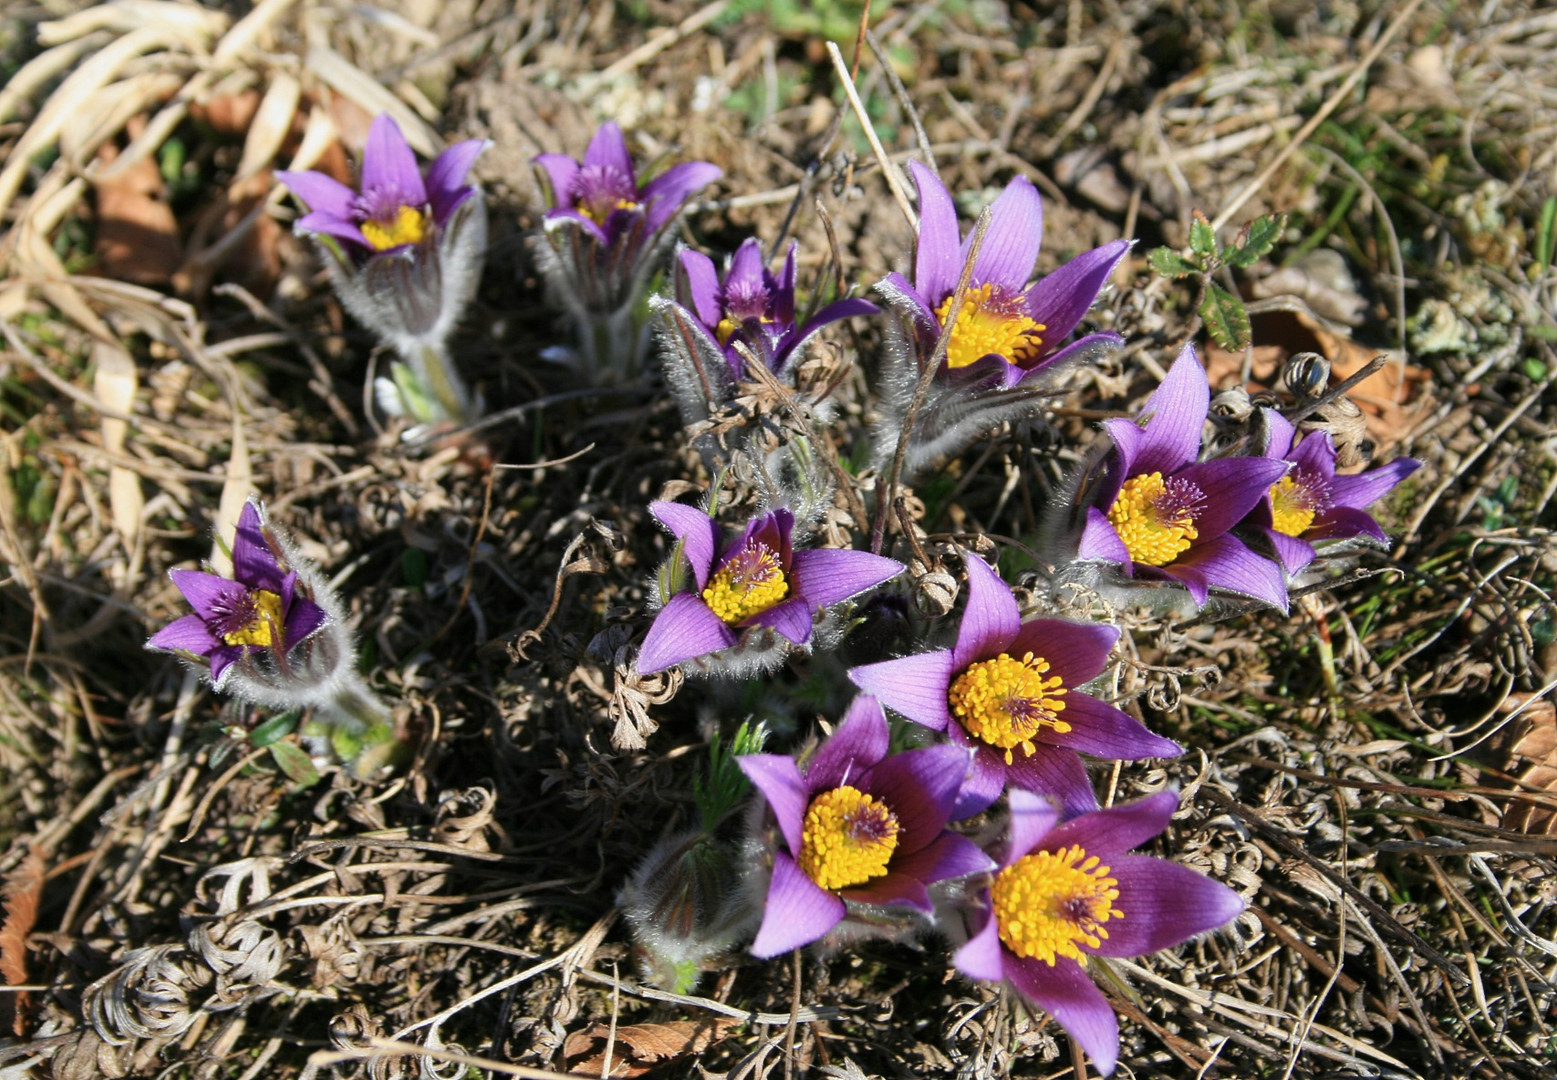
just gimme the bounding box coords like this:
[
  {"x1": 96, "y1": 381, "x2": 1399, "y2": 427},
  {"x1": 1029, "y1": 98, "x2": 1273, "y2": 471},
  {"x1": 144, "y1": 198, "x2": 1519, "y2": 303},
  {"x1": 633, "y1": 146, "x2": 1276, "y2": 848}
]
[{"x1": 826, "y1": 41, "x2": 917, "y2": 231}]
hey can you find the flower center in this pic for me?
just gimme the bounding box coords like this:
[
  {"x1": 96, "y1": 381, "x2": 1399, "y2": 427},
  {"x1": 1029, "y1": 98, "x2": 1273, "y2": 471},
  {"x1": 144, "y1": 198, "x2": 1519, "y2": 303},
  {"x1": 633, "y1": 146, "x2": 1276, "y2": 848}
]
[
  {"x1": 1268, "y1": 470, "x2": 1328, "y2": 537},
  {"x1": 992, "y1": 844, "x2": 1121, "y2": 966},
  {"x1": 933, "y1": 283, "x2": 1046, "y2": 369},
  {"x1": 948, "y1": 653, "x2": 1071, "y2": 765},
  {"x1": 359, "y1": 204, "x2": 427, "y2": 251},
  {"x1": 701, "y1": 542, "x2": 789, "y2": 624},
  {"x1": 1107, "y1": 472, "x2": 1205, "y2": 567},
  {"x1": 798, "y1": 785, "x2": 900, "y2": 890},
  {"x1": 571, "y1": 165, "x2": 640, "y2": 224},
  {"x1": 212, "y1": 588, "x2": 284, "y2": 648}
]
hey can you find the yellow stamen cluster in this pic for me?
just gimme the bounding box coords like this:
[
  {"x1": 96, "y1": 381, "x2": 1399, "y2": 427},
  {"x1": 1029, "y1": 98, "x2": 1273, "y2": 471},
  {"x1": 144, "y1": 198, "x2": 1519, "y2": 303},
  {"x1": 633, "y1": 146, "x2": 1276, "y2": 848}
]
[
  {"x1": 933, "y1": 283, "x2": 1046, "y2": 369},
  {"x1": 992, "y1": 844, "x2": 1121, "y2": 966},
  {"x1": 1268, "y1": 475, "x2": 1318, "y2": 537},
  {"x1": 798, "y1": 785, "x2": 900, "y2": 890},
  {"x1": 360, "y1": 205, "x2": 428, "y2": 251},
  {"x1": 948, "y1": 653, "x2": 1070, "y2": 765},
  {"x1": 221, "y1": 589, "x2": 284, "y2": 648},
  {"x1": 577, "y1": 197, "x2": 640, "y2": 225},
  {"x1": 701, "y1": 543, "x2": 789, "y2": 625},
  {"x1": 1107, "y1": 472, "x2": 1198, "y2": 567}
]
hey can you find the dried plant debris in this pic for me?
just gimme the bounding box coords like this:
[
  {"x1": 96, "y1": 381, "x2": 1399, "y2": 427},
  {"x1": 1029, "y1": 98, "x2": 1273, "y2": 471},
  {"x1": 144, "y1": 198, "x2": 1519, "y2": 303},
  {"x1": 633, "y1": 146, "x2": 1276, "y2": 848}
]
[{"x1": 0, "y1": 2, "x2": 1555, "y2": 1079}]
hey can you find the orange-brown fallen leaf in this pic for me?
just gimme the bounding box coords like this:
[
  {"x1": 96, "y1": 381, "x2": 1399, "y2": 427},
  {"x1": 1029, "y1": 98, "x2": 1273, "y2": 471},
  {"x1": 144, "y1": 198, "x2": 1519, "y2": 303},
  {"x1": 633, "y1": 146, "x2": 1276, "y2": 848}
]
[
  {"x1": 0, "y1": 847, "x2": 44, "y2": 1036},
  {"x1": 562, "y1": 1018, "x2": 739, "y2": 1078},
  {"x1": 1500, "y1": 694, "x2": 1557, "y2": 836},
  {"x1": 92, "y1": 119, "x2": 183, "y2": 287}
]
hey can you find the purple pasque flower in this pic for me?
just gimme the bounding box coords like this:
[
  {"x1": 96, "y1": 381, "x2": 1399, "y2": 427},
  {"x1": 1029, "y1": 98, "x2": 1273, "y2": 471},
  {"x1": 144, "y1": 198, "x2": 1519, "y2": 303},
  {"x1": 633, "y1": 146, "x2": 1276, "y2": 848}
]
[
  {"x1": 953, "y1": 788, "x2": 1244, "y2": 1076},
  {"x1": 277, "y1": 113, "x2": 489, "y2": 425},
  {"x1": 671, "y1": 238, "x2": 878, "y2": 380},
  {"x1": 147, "y1": 501, "x2": 327, "y2": 687},
  {"x1": 277, "y1": 113, "x2": 486, "y2": 259},
  {"x1": 639, "y1": 502, "x2": 903, "y2": 675},
  {"x1": 877, "y1": 162, "x2": 1130, "y2": 388},
  {"x1": 849, "y1": 555, "x2": 1179, "y2": 820},
  {"x1": 1073, "y1": 345, "x2": 1291, "y2": 611},
  {"x1": 738, "y1": 695, "x2": 994, "y2": 957},
  {"x1": 535, "y1": 121, "x2": 722, "y2": 249},
  {"x1": 1244, "y1": 409, "x2": 1422, "y2": 575}
]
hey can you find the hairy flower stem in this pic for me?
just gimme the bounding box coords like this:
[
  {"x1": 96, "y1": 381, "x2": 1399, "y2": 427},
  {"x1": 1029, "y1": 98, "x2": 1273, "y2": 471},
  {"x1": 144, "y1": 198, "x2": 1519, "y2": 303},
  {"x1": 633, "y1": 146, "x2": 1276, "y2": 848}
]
[
  {"x1": 870, "y1": 207, "x2": 992, "y2": 555},
  {"x1": 413, "y1": 340, "x2": 475, "y2": 427}
]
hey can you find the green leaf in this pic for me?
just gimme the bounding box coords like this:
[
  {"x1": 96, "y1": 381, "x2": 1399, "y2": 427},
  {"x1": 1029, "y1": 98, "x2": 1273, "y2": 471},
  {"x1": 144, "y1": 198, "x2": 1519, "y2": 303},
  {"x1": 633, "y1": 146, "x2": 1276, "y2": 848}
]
[
  {"x1": 1147, "y1": 247, "x2": 1200, "y2": 279},
  {"x1": 1226, "y1": 212, "x2": 1287, "y2": 268},
  {"x1": 249, "y1": 709, "x2": 301, "y2": 748},
  {"x1": 1188, "y1": 212, "x2": 1217, "y2": 258},
  {"x1": 1200, "y1": 283, "x2": 1251, "y2": 351},
  {"x1": 269, "y1": 742, "x2": 320, "y2": 788}
]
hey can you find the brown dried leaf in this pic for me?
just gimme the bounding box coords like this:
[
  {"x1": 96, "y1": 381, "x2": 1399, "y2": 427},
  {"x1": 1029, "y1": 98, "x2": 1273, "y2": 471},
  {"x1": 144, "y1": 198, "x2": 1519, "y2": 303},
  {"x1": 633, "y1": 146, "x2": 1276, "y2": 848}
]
[
  {"x1": 1499, "y1": 695, "x2": 1557, "y2": 835},
  {"x1": 562, "y1": 1019, "x2": 738, "y2": 1078},
  {"x1": 1, "y1": 847, "x2": 45, "y2": 1035},
  {"x1": 92, "y1": 122, "x2": 182, "y2": 285}
]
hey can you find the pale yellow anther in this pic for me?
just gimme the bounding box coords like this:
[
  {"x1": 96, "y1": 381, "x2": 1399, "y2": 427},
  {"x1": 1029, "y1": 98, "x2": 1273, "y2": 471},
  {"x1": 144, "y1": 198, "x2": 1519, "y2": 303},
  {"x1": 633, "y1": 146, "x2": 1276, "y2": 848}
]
[
  {"x1": 992, "y1": 843, "x2": 1121, "y2": 966},
  {"x1": 948, "y1": 652, "x2": 1070, "y2": 765},
  {"x1": 222, "y1": 589, "x2": 284, "y2": 648},
  {"x1": 934, "y1": 283, "x2": 1046, "y2": 369},
  {"x1": 798, "y1": 785, "x2": 900, "y2": 890},
  {"x1": 361, "y1": 205, "x2": 428, "y2": 251},
  {"x1": 1107, "y1": 472, "x2": 1200, "y2": 567}
]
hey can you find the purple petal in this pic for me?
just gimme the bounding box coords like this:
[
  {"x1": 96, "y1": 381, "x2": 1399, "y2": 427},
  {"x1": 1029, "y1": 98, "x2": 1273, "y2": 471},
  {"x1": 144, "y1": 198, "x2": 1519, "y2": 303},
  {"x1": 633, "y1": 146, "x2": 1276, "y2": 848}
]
[
  {"x1": 950, "y1": 743, "x2": 1008, "y2": 820},
  {"x1": 963, "y1": 175, "x2": 1042, "y2": 292},
  {"x1": 952, "y1": 555, "x2": 1020, "y2": 669},
  {"x1": 1004, "y1": 747, "x2": 1099, "y2": 819},
  {"x1": 867, "y1": 744, "x2": 970, "y2": 852},
  {"x1": 147, "y1": 613, "x2": 220, "y2": 655},
  {"x1": 677, "y1": 248, "x2": 723, "y2": 329},
  {"x1": 909, "y1": 161, "x2": 961, "y2": 303},
  {"x1": 533, "y1": 153, "x2": 579, "y2": 209},
  {"x1": 750, "y1": 853, "x2": 845, "y2": 958},
  {"x1": 361, "y1": 114, "x2": 426, "y2": 207},
  {"x1": 1289, "y1": 428, "x2": 1338, "y2": 480},
  {"x1": 1132, "y1": 344, "x2": 1209, "y2": 477},
  {"x1": 1147, "y1": 560, "x2": 1208, "y2": 605},
  {"x1": 294, "y1": 210, "x2": 370, "y2": 246},
  {"x1": 1047, "y1": 693, "x2": 1181, "y2": 760},
  {"x1": 232, "y1": 501, "x2": 284, "y2": 593},
  {"x1": 1169, "y1": 535, "x2": 1288, "y2": 611},
  {"x1": 876, "y1": 271, "x2": 939, "y2": 333},
  {"x1": 275, "y1": 169, "x2": 357, "y2": 218},
  {"x1": 208, "y1": 643, "x2": 244, "y2": 685},
  {"x1": 1042, "y1": 789, "x2": 1177, "y2": 857},
  {"x1": 1006, "y1": 956, "x2": 1119, "y2": 1077},
  {"x1": 840, "y1": 872, "x2": 930, "y2": 911},
  {"x1": 1307, "y1": 504, "x2": 1388, "y2": 542},
  {"x1": 1005, "y1": 787, "x2": 1061, "y2": 862},
  {"x1": 1015, "y1": 330, "x2": 1124, "y2": 383},
  {"x1": 281, "y1": 596, "x2": 327, "y2": 652},
  {"x1": 170, "y1": 570, "x2": 248, "y2": 622},
  {"x1": 1093, "y1": 854, "x2": 1244, "y2": 957},
  {"x1": 426, "y1": 138, "x2": 488, "y2": 222},
  {"x1": 848, "y1": 651, "x2": 956, "y2": 732},
  {"x1": 892, "y1": 830, "x2": 995, "y2": 886},
  {"x1": 1261, "y1": 408, "x2": 1295, "y2": 459},
  {"x1": 747, "y1": 596, "x2": 813, "y2": 645},
  {"x1": 637, "y1": 593, "x2": 736, "y2": 674},
  {"x1": 649, "y1": 500, "x2": 718, "y2": 589},
  {"x1": 1023, "y1": 239, "x2": 1129, "y2": 344},
  {"x1": 953, "y1": 905, "x2": 1006, "y2": 981},
  {"x1": 725, "y1": 237, "x2": 766, "y2": 298},
  {"x1": 1007, "y1": 619, "x2": 1118, "y2": 687},
  {"x1": 738, "y1": 754, "x2": 809, "y2": 856},
  {"x1": 1175, "y1": 457, "x2": 1291, "y2": 539},
  {"x1": 582, "y1": 121, "x2": 633, "y2": 177},
  {"x1": 777, "y1": 297, "x2": 880, "y2": 367},
  {"x1": 1102, "y1": 418, "x2": 1144, "y2": 480},
  {"x1": 790, "y1": 548, "x2": 902, "y2": 609},
  {"x1": 1078, "y1": 507, "x2": 1132, "y2": 566},
  {"x1": 1268, "y1": 529, "x2": 1317, "y2": 574},
  {"x1": 642, "y1": 162, "x2": 723, "y2": 233},
  {"x1": 1329, "y1": 457, "x2": 1421, "y2": 510},
  {"x1": 807, "y1": 695, "x2": 889, "y2": 792}
]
